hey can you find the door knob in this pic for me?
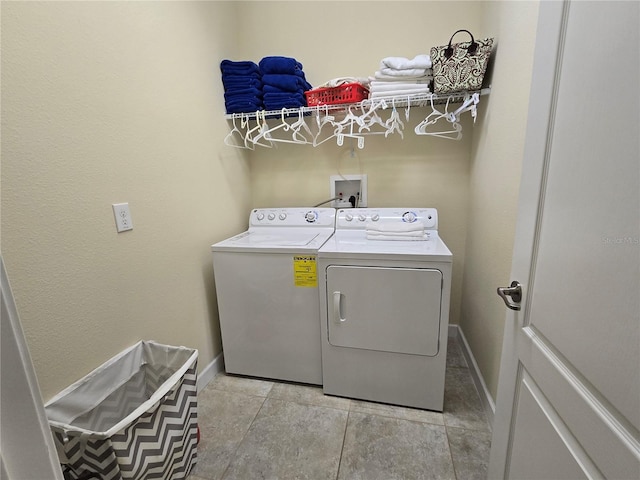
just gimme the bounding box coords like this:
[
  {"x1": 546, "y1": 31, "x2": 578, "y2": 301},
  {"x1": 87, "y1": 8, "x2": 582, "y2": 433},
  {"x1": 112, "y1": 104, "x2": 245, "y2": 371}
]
[{"x1": 497, "y1": 281, "x2": 522, "y2": 311}]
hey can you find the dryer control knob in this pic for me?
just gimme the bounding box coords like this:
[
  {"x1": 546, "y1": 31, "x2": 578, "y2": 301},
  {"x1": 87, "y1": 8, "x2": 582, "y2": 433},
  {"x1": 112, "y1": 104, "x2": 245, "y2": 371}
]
[
  {"x1": 268, "y1": 213, "x2": 276, "y2": 220},
  {"x1": 403, "y1": 211, "x2": 417, "y2": 223},
  {"x1": 305, "y1": 211, "x2": 317, "y2": 223},
  {"x1": 371, "y1": 214, "x2": 380, "y2": 222},
  {"x1": 358, "y1": 214, "x2": 367, "y2": 222},
  {"x1": 256, "y1": 212, "x2": 265, "y2": 221},
  {"x1": 279, "y1": 213, "x2": 287, "y2": 220},
  {"x1": 345, "y1": 214, "x2": 354, "y2": 222}
]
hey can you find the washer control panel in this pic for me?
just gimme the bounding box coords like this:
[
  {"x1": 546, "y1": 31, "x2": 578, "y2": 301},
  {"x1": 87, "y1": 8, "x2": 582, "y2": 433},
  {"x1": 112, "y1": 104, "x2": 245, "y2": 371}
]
[
  {"x1": 250, "y1": 208, "x2": 336, "y2": 228},
  {"x1": 336, "y1": 208, "x2": 438, "y2": 230}
]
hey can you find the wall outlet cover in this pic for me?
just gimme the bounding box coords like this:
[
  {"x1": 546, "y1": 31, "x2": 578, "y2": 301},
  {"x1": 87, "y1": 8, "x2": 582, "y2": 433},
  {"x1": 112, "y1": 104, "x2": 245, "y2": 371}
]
[{"x1": 330, "y1": 174, "x2": 367, "y2": 208}]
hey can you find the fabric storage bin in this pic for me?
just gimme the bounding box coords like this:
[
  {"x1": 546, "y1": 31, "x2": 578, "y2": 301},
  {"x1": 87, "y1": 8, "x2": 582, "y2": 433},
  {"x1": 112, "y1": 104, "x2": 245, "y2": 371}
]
[{"x1": 45, "y1": 340, "x2": 198, "y2": 480}]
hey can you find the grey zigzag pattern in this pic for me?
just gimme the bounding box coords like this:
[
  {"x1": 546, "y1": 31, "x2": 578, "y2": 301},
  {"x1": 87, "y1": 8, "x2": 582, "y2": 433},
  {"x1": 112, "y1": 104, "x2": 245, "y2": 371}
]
[{"x1": 54, "y1": 365, "x2": 197, "y2": 480}]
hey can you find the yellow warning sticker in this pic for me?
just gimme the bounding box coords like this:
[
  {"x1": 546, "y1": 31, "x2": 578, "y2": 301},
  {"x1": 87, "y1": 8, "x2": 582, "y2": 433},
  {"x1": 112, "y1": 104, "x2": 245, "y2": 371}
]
[{"x1": 293, "y1": 255, "x2": 317, "y2": 287}]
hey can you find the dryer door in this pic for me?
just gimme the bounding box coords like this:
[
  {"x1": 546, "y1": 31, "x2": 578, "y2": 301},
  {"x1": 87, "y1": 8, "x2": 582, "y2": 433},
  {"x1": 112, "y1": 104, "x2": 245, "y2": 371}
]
[{"x1": 326, "y1": 265, "x2": 443, "y2": 356}]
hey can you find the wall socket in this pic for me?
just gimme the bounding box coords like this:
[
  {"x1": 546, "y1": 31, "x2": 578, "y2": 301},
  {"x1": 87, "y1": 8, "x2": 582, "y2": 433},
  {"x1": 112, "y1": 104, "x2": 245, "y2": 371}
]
[
  {"x1": 330, "y1": 174, "x2": 367, "y2": 208},
  {"x1": 112, "y1": 203, "x2": 133, "y2": 232}
]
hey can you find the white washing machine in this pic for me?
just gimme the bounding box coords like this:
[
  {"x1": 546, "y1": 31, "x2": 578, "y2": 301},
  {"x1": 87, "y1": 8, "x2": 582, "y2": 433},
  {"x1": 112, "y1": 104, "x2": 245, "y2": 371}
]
[
  {"x1": 211, "y1": 208, "x2": 336, "y2": 385},
  {"x1": 318, "y1": 208, "x2": 452, "y2": 411}
]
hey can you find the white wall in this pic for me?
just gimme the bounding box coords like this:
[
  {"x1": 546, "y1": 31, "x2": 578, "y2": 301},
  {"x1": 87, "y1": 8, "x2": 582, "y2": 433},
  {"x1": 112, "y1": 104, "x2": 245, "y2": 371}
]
[{"x1": 1, "y1": 1, "x2": 250, "y2": 400}]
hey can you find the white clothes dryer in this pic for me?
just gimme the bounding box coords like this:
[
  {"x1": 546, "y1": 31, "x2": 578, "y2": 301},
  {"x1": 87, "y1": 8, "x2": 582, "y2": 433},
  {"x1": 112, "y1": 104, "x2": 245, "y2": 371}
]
[
  {"x1": 211, "y1": 208, "x2": 336, "y2": 385},
  {"x1": 317, "y1": 208, "x2": 452, "y2": 411}
]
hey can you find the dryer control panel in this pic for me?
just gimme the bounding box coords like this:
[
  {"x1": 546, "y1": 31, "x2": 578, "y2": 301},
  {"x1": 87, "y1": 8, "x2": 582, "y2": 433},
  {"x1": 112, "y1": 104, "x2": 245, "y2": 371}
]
[
  {"x1": 335, "y1": 208, "x2": 438, "y2": 230},
  {"x1": 250, "y1": 208, "x2": 336, "y2": 228}
]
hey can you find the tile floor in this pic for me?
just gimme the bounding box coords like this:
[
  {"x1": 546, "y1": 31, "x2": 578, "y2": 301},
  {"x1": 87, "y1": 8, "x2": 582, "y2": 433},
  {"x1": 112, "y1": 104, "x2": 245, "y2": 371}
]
[{"x1": 189, "y1": 336, "x2": 491, "y2": 480}]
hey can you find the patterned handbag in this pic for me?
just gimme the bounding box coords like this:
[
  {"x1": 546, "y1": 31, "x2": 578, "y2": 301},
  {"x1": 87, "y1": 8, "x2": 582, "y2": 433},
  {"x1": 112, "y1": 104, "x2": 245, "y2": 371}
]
[{"x1": 431, "y1": 30, "x2": 494, "y2": 94}]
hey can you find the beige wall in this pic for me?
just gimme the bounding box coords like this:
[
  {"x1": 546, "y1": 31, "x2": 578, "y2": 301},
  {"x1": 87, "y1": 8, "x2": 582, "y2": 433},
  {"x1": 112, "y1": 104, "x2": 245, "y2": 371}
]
[
  {"x1": 1, "y1": 1, "x2": 250, "y2": 400},
  {"x1": 2, "y1": 0, "x2": 539, "y2": 406},
  {"x1": 460, "y1": 0, "x2": 540, "y2": 400}
]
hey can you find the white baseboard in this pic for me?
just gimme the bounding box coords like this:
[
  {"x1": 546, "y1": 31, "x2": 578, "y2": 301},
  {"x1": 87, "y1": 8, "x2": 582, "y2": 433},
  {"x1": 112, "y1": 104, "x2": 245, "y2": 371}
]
[
  {"x1": 197, "y1": 351, "x2": 224, "y2": 393},
  {"x1": 448, "y1": 324, "x2": 495, "y2": 429}
]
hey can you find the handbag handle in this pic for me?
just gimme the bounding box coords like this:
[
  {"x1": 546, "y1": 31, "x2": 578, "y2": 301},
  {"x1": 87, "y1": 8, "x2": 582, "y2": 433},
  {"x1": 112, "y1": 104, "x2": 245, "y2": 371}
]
[{"x1": 444, "y1": 29, "x2": 479, "y2": 58}]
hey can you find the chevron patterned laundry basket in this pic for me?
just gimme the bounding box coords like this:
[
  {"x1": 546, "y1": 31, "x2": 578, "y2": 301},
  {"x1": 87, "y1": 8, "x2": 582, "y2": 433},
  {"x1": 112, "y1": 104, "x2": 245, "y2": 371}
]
[{"x1": 45, "y1": 341, "x2": 198, "y2": 480}]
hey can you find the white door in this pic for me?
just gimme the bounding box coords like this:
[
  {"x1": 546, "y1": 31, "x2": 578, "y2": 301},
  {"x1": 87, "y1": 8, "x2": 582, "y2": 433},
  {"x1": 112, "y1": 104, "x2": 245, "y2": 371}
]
[
  {"x1": 1, "y1": 257, "x2": 65, "y2": 479},
  {"x1": 488, "y1": 1, "x2": 640, "y2": 479},
  {"x1": 326, "y1": 265, "x2": 443, "y2": 355}
]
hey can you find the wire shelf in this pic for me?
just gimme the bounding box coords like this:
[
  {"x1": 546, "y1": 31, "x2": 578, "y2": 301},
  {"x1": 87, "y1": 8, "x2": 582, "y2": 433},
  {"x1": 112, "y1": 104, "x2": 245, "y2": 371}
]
[{"x1": 224, "y1": 88, "x2": 490, "y2": 120}]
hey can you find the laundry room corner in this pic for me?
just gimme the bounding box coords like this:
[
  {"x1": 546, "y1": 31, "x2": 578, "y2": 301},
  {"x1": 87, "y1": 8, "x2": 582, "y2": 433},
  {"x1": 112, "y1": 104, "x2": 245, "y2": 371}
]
[{"x1": 459, "y1": 0, "x2": 541, "y2": 419}]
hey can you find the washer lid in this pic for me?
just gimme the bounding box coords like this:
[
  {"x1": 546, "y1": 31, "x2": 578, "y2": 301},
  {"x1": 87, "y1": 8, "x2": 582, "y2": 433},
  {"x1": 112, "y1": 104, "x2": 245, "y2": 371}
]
[{"x1": 212, "y1": 229, "x2": 334, "y2": 252}]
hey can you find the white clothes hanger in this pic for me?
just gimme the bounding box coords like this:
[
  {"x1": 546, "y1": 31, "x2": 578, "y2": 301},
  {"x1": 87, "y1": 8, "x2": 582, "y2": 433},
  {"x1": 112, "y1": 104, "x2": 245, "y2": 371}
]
[
  {"x1": 414, "y1": 95, "x2": 462, "y2": 140},
  {"x1": 224, "y1": 114, "x2": 250, "y2": 149},
  {"x1": 313, "y1": 106, "x2": 341, "y2": 147},
  {"x1": 289, "y1": 109, "x2": 313, "y2": 144},
  {"x1": 247, "y1": 111, "x2": 275, "y2": 148},
  {"x1": 336, "y1": 121, "x2": 365, "y2": 149},
  {"x1": 336, "y1": 105, "x2": 366, "y2": 129},
  {"x1": 385, "y1": 99, "x2": 405, "y2": 139},
  {"x1": 252, "y1": 109, "x2": 296, "y2": 145},
  {"x1": 357, "y1": 100, "x2": 389, "y2": 135},
  {"x1": 335, "y1": 105, "x2": 366, "y2": 149},
  {"x1": 449, "y1": 92, "x2": 480, "y2": 123}
]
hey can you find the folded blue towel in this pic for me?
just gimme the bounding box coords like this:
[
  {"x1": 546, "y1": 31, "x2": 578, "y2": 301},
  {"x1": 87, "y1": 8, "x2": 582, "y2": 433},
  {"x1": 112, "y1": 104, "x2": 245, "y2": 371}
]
[
  {"x1": 263, "y1": 100, "x2": 306, "y2": 110},
  {"x1": 263, "y1": 92, "x2": 307, "y2": 110},
  {"x1": 222, "y1": 76, "x2": 263, "y2": 89},
  {"x1": 224, "y1": 87, "x2": 263, "y2": 100},
  {"x1": 263, "y1": 85, "x2": 304, "y2": 95},
  {"x1": 259, "y1": 56, "x2": 303, "y2": 75},
  {"x1": 220, "y1": 60, "x2": 260, "y2": 75},
  {"x1": 262, "y1": 74, "x2": 312, "y2": 93},
  {"x1": 264, "y1": 92, "x2": 306, "y2": 101},
  {"x1": 225, "y1": 100, "x2": 263, "y2": 114}
]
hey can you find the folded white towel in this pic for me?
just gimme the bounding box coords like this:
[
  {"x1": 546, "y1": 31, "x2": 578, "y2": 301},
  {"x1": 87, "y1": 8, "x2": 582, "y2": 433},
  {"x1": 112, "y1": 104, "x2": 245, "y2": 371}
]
[
  {"x1": 370, "y1": 87, "x2": 431, "y2": 99},
  {"x1": 379, "y1": 67, "x2": 431, "y2": 77},
  {"x1": 366, "y1": 233, "x2": 427, "y2": 241},
  {"x1": 370, "y1": 79, "x2": 431, "y2": 87},
  {"x1": 367, "y1": 230, "x2": 425, "y2": 237},
  {"x1": 369, "y1": 82, "x2": 432, "y2": 91},
  {"x1": 369, "y1": 70, "x2": 433, "y2": 83},
  {"x1": 380, "y1": 55, "x2": 432, "y2": 70},
  {"x1": 366, "y1": 221, "x2": 425, "y2": 233},
  {"x1": 380, "y1": 68, "x2": 427, "y2": 77}
]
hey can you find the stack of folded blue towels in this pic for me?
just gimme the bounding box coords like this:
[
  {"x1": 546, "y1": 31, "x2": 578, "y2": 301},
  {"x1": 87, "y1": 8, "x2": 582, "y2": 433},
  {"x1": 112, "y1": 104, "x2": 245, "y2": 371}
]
[
  {"x1": 220, "y1": 60, "x2": 263, "y2": 114},
  {"x1": 259, "y1": 56, "x2": 312, "y2": 110}
]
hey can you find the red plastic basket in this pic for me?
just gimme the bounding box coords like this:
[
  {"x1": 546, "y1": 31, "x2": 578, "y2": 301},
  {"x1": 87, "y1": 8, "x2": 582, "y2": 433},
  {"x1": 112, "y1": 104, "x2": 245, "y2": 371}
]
[{"x1": 305, "y1": 83, "x2": 369, "y2": 107}]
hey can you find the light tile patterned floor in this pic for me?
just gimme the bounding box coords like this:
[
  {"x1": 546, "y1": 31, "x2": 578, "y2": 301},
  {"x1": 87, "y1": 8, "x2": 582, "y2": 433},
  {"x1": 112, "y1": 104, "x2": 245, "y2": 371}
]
[{"x1": 189, "y1": 336, "x2": 491, "y2": 480}]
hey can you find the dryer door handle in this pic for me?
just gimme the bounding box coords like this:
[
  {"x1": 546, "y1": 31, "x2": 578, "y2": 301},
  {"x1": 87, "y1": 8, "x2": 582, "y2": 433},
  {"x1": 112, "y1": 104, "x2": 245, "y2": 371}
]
[{"x1": 333, "y1": 291, "x2": 347, "y2": 323}]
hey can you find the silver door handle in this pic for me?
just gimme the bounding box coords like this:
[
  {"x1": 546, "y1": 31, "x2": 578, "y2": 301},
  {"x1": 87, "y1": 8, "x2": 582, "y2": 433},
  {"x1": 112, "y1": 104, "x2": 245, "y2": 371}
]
[{"x1": 497, "y1": 281, "x2": 522, "y2": 311}]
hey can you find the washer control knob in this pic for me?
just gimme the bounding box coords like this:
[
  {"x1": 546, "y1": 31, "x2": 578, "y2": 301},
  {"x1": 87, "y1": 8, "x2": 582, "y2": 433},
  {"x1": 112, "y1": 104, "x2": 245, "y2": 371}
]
[
  {"x1": 268, "y1": 213, "x2": 276, "y2": 220},
  {"x1": 279, "y1": 213, "x2": 287, "y2": 220},
  {"x1": 403, "y1": 211, "x2": 417, "y2": 223},
  {"x1": 305, "y1": 211, "x2": 317, "y2": 223},
  {"x1": 371, "y1": 214, "x2": 380, "y2": 222},
  {"x1": 345, "y1": 214, "x2": 354, "y2": 222},
  {"x1": 358, "y1": 214, "x2": 367, "y2": 222},
  {"x1": 256, "y1": 212, "x2": 265, "y2": 221}
]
